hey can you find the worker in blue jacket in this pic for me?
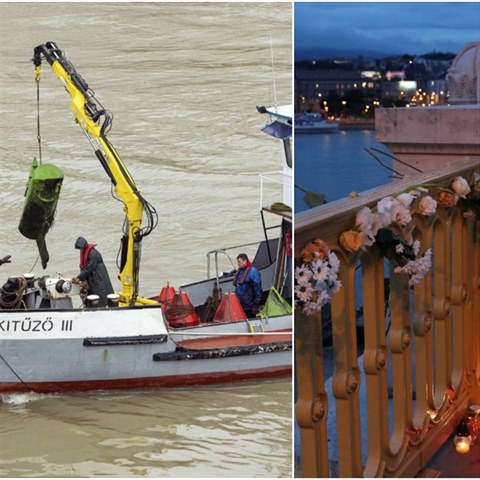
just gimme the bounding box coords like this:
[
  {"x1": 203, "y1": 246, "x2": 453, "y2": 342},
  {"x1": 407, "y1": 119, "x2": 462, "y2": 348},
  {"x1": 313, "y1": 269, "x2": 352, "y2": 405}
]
[{"x1": 233, "y1": 253, "x2": 262, "y2": 318}]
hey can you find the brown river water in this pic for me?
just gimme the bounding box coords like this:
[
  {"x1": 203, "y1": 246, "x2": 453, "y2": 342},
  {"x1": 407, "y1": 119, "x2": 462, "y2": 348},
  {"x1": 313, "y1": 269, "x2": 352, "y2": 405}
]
[{"x1": 0, "y1": 2, "x2": 292, "y2": 477}]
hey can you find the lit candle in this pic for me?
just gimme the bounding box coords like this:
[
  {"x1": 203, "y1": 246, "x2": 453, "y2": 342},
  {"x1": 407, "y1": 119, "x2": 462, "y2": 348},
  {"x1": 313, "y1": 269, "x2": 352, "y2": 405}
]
[
  {"x1": 454, "y1": 420, "x2": 472, "y2": 454},
  {"x1": 455, "y1": 438, "x2": 471, "y2": 454}
]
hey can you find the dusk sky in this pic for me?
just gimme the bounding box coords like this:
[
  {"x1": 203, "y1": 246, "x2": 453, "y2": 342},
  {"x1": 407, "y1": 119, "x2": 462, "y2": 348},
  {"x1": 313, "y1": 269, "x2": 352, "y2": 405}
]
[{"x1": 295, "y1": 2, "x2": 480, "y2": 59}]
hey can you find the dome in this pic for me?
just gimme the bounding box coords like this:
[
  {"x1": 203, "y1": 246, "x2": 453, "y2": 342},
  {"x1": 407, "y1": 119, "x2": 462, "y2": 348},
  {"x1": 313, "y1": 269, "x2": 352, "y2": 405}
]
[{"x1": 446, "y1": 42, "x2": 480, "y2": 104}]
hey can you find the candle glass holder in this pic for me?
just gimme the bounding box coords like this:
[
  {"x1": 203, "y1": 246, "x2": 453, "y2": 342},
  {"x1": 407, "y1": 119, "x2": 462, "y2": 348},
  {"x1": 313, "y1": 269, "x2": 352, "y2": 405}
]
[{"x1": 454, "y1": 420, "x2": 472, "y2": 454}]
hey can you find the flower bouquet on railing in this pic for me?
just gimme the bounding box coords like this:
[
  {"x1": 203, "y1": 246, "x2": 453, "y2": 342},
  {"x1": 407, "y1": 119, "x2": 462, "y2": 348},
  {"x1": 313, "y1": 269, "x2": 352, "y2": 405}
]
[
  {"x1": 295, "y1": 174, "x2": 478, "y2": 314},
  {"x1": 375, "y1": 228, "x2": 432, "y2": 286},
  {"x1": 294, "y1": 239, "x2": 341, "y2": 315},
  {"x1": 338, "y1": 174, "x2": 478, "y2": 285}
]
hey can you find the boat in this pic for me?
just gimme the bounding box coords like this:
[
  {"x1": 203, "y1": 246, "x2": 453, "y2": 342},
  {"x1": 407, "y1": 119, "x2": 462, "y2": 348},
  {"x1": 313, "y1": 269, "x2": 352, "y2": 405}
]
[
  {"x1": 0, "y1": 42, "x2": 292, "y2": 394},
  {"x1": 295, "y1": 112, "x2": 339, "y2": 134}
]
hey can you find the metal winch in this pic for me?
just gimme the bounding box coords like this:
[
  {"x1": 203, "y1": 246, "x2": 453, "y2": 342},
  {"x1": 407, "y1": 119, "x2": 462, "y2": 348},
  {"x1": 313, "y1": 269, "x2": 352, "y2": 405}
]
[{"x1": 41, "y1": 277, "x2": 80, "y2": 300}]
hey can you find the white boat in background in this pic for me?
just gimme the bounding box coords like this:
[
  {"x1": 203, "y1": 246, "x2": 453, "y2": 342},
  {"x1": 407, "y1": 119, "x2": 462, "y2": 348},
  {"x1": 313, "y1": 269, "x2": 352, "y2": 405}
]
[
  {"x1": 295, "y1": 112, "x2": 339, "y2": 134},
  {"x1": 0, "y1": 42, "x2": 292, "y2": 395}
]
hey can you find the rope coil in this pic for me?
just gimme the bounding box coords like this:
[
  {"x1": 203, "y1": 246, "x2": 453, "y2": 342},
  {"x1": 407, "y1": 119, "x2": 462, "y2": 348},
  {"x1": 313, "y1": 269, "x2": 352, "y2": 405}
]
[{"x1": 0, "y1": 277, "x2": 28, "y2": 309}]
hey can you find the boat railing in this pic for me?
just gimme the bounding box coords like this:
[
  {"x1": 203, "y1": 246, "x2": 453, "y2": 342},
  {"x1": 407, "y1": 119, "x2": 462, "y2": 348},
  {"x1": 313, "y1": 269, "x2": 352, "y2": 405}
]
[
  {"x1": 206, "y1": 241, "x2": 263, "y2": 283},
  {"x1": 260, "y1": 170, "x2": 292, "y2": 217},
  {"x1": 295, "y1": 157, "x2": 480, "y2": 477}
]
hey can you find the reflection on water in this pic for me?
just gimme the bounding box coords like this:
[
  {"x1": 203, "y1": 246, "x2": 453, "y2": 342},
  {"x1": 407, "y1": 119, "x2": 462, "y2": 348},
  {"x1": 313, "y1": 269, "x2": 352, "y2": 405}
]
[
  {"x1": 295, "y1": 130, "x2": 393, "y2": 212},
  {"x1": 0, "y1": 2, "x2": 292, "y2": 477}
]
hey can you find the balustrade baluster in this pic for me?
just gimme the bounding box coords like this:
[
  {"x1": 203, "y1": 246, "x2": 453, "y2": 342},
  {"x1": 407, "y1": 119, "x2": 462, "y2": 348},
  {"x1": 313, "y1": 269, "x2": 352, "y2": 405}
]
[
  {"x1": 295, "y1": 309, "x2": 330, "y2": 477},
  {"x1": 362, "y1": 248, "x2": 389, "y2": 477},
  {"x1": 331, "y1": 259, "x2": 363, "y2": 477},
  {"x1": 295, "y1": 157, "x2": 480, "y2": 477}
]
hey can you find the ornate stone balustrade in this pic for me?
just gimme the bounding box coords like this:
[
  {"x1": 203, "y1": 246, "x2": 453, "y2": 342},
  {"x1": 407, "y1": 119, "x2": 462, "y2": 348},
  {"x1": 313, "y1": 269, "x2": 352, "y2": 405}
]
[
  {"x1": 295, "y1": 157, "x2": 480, "y2": 477},
  {"x1": 376, "y1": 42, "x2": 480, "y2": 175}
]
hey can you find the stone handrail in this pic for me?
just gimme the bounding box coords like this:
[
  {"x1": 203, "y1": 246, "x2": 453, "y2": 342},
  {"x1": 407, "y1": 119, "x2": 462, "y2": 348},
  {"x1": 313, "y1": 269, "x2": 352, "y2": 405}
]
[{"x1": 295, "y1": 156, "x2": 480, "y2": 477}]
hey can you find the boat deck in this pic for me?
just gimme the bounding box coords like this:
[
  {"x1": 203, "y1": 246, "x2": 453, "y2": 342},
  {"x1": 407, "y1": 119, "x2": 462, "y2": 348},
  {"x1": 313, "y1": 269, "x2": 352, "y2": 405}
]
[
  {"x1": 177, "y1": 332, "x2": 292, "y2": 350},
  {"x1": 262, "y1": 206, "x2": 292, "y2": 220}
]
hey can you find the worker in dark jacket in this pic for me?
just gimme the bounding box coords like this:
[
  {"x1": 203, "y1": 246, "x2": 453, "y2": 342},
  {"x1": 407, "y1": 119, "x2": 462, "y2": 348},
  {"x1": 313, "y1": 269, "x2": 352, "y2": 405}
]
[
  {"x1": 233, "y1": 253, "x2": 262, "y2": 318},
  {"x1": 72, "y1": 236, "x2": 114, "y2": 307}
]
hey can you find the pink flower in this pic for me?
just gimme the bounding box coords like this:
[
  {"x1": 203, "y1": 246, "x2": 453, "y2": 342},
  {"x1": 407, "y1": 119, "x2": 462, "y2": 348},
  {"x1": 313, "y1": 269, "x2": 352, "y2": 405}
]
[
  {"x1": 355, "y1": 206, "x2": 372, "y2": 229},
  {"x1": 451, "y1": 176, "x2": 471, "y2": 198},
  {"x1": 417, "y1": 195, "x2": 437, "y2": 216},
  {"x1": 392, "y1": 199, "x2": 412, "y2": 226}
]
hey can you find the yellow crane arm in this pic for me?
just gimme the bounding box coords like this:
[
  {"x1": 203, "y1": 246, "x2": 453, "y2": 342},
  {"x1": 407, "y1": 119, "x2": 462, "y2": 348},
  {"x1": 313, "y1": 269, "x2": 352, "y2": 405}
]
[{"x1": 33, "y1": 42, "x2": 158, "y2": 306}]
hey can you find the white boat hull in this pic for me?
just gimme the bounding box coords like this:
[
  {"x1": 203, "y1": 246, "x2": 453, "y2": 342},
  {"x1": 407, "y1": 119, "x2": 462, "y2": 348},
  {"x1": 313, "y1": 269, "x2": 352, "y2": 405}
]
[
  {"x1": 0, "y1": 306, "x2": 291, "y2": 394},
  {"x1": 0, "y1": 102, "x2": 293, "y2": 395},
  {"x1": 295, "y1": 123, "x2": 339, "y2": 134}
]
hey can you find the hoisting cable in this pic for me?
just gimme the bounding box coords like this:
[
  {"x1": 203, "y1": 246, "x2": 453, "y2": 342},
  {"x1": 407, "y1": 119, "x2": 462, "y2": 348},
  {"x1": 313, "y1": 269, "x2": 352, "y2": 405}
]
[{"x1": 35, "y1": 65, "x2": 43, "y2": 165}]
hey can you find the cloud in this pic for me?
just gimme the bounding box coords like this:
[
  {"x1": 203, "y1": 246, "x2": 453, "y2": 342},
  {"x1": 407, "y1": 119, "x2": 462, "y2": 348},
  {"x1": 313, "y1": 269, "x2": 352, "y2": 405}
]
[{"x1": 295, "y1": 2, "x2": 480, "y2": 57}]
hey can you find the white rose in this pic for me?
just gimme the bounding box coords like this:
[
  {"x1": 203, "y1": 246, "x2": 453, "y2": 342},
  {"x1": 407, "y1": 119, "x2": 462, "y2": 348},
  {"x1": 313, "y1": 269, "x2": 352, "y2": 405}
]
[
  {"x1": 377, "y1": 196, "x2": 395, "y2": 227},
  {"x1": 355, "y1": 207, "x2": 380, "y2": 246},
  {"x1": 396, "y1": 193, "x2": 416, "y2": 208},
  {"x1": 451, "y1": 176, "x2": 471, "y2": 198},
  {"x1": 417, "y1": 195, "x2": 437, "y2": 216}
]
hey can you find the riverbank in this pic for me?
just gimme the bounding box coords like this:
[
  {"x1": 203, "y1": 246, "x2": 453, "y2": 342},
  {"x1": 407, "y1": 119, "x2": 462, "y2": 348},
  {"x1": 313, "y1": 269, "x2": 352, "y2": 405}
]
[
  {"x1": 338, "y1": 118, "x2": 375, "y2": 130},
  {"x1": 339, "y1": 122, "x2": 375, "y2": 130}
]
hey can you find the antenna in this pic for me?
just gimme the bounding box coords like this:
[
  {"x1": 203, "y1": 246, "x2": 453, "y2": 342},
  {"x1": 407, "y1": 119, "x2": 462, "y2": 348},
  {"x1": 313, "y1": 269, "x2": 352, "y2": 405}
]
[{"x1": 270, "y1": 34, "x2": 278, "y2": 109}]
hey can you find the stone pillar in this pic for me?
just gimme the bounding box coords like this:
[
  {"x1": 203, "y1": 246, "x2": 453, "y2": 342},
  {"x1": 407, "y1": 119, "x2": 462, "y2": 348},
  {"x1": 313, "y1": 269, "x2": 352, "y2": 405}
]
[{"x1": 375, "y1": 42, "x2": 480, "y2": 176}]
